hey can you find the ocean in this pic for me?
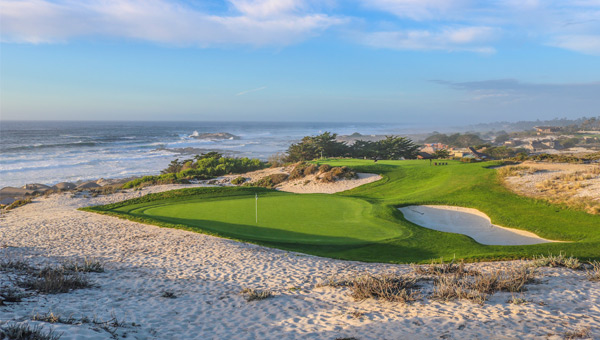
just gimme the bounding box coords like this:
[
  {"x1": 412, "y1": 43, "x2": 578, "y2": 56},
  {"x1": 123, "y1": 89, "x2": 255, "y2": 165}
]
[{"x1": 0, "y1": 121, "x2": 409, "y2": 188}]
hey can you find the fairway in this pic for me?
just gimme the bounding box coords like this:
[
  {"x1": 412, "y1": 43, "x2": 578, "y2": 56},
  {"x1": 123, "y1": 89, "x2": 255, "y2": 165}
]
[
  {"x1": 114, "y1": 193, "x2": 404, "y2": 245},
  {"x1": 84, "y1": 160, "x2": 600, "y2": 263}
]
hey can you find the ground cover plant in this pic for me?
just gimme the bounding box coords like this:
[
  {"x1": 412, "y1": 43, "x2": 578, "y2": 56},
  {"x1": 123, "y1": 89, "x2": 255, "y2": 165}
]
[
  {"x1": 122, "y1": 152, "x2": 264, "y2": 188},
  {"x1": 83, "y1": 159, "x2": 600, "y2": 263}
]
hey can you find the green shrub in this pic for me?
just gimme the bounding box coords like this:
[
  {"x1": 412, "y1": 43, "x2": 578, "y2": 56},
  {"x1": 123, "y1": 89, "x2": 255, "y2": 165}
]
[
  {"x1": 5, "y1": 198, "x2": 33, "y2": 210},
  {"x1": 123, "y1": 156, "x2": 265, "y2": 188},
  {"x1": 231, "y1": 176, "x2": 246, "y2": 185}
]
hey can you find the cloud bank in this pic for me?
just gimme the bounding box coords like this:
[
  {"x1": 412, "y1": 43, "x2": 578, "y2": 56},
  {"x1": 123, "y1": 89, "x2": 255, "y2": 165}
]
[{"x1": 0, "y1": 0, "x2": 599, "y2": 54}]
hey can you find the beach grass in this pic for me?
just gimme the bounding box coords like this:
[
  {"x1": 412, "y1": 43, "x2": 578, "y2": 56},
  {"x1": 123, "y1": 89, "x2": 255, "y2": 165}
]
[{"x1": 81, "y1": 159, "x2": 600, "y2": 263}]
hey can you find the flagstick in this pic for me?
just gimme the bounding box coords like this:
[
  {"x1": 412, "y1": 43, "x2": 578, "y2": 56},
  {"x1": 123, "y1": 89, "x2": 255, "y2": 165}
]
[{"x1": 255, "y1": 193, "x2": 258, "y2": 224}]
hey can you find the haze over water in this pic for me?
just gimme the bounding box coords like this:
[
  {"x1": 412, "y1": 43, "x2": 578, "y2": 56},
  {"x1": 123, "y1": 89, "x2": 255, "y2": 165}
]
[{"x1": 0, "y1": 121, "x2": 408, "y2": 188}]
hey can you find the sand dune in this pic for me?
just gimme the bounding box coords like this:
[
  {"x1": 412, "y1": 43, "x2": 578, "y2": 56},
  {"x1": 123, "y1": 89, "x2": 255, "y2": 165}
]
[{"x1": 0, "y1": 185, "x2": 598, "y2": 339}]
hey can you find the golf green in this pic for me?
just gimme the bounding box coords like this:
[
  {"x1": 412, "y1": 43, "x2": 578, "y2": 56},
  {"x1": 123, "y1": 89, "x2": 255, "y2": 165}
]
[
  {"x1": 114, "y1": 193, "x2": 405, "y2": 245},
  {"x1": 83, "y1": 160, "x2": 600, "y2": 263}
]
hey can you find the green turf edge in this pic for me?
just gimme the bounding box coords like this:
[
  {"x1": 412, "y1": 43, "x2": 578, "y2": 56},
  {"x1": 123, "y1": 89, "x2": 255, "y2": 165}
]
[{"x1": 79, "y1": 161, "x2": 600, "y2": 264}]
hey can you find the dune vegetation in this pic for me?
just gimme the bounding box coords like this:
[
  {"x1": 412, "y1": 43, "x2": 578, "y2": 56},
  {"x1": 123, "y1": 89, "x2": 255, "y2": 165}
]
[{"x1": 82, "y1": 159, "x2": 599, "y2": 263}]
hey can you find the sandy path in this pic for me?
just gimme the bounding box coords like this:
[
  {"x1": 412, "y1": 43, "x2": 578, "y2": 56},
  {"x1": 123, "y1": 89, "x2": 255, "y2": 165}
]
[
  {"x1": 1, "y1": 186, "x2": 598, "y2": 339},
  {"x1": 399, "y1": 205, "x2": 562, "y2": 245}
]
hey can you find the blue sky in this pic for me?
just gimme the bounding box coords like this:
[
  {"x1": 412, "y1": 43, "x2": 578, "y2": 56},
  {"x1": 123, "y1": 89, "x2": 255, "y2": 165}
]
[{"x1": 1, "y1": 0, "x2": 599, "y2": 123}]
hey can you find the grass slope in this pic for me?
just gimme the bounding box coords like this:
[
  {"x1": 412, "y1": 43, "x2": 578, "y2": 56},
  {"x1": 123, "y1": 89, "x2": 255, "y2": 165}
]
[{"x1": 82, "y1": 160, "x2": 600, "y2": 263}]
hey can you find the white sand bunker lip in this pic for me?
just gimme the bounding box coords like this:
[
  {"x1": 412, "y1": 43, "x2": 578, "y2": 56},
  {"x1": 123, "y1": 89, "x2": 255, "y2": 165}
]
[{"x1": 399, "y1": 205, "x2": 564, "y2": 246}]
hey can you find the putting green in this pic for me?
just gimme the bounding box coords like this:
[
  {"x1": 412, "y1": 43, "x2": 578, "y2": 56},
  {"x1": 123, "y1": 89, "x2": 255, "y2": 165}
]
[
  {"x1": 112, "y1": 193, "x2": 405, "y2": 245},
  {"x1": 84, "y1": 160, "x2": 600, "y2": 263}
]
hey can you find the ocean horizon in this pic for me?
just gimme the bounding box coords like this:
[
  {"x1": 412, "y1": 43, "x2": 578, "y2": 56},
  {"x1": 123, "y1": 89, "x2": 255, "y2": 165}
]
[{"x1": 0, "y1": 120, "x2": 414, "y2": 188}]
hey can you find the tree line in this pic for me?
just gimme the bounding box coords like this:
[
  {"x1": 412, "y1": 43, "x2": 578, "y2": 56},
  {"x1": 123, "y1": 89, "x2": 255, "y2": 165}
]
[{"x1": 285, "y1": 132, "x2": 420, "y2": 162}]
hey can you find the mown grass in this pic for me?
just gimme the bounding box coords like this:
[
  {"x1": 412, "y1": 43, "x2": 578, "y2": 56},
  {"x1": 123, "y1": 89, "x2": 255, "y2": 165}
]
[{"x1": 82, "y1": 159, "x2": 600, "y2": 263}]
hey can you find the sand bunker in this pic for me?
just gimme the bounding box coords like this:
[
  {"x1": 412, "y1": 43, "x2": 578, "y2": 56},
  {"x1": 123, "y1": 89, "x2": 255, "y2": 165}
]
[{"x1": 399, "y1": 205, "x2": 561, "y2": 246}]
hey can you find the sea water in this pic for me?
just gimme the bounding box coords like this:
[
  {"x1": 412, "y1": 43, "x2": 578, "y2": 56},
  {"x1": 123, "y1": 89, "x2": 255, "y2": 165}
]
[{"x1": 0, "y1": 121, "x2": 407, "y2": 188}]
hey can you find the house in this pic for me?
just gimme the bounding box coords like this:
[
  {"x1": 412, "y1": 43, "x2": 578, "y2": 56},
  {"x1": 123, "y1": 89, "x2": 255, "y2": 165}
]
[
  {"x1": 448, "y1": 148, "x2": 471, "y2": 158},
  {"x1": 467, "y1": 147, "x2": 487, "y2": 159}
]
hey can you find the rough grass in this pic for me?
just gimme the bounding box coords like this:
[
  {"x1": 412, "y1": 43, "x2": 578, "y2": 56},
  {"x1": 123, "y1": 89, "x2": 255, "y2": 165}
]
[
  {"x1": 62, "y1": 258, "x2": 104, "y2": 273},
  {"x1": 18, "y1": 266, "x2": 92, "y2": 294},
  {"x1": 0, "y1": 288, "x2": 26, "y2": 303},
  {"x1": 240, "y1": 288, "x2": 273, "y2": 302},
  {"x1": 431, "y1": 266, "x2": 536, "y2": 304},
  {"x1": 586, "y1": 261, "x2": 600, "y2": 281},
  {"x1": 411, "y1": 259, "x2": 479, "y2": 277},
  {"x1": 564, "y1": 326, "x2": 591, "y2": 339},
  {"x1": 161, "y1": 291, "x2": 177, "y2": 298},
  {"x1": 500, "y1": 165, "x2": 600, "y2": 215},
  {"x1": 348, "y1": 274, "x2": 420, "y2": 303},
  {"x1": 0, "y1": 323, "x2": 62, "y2": 340},
  {"x1": 252, "y1": 173, "x2": 289, "y2": 188},
  {"x1": 5, "y1": 198, "x2": 33, "y2": 211},
  {"x1": 532, "y1": 253, "x2": 583, "y2": 270}
]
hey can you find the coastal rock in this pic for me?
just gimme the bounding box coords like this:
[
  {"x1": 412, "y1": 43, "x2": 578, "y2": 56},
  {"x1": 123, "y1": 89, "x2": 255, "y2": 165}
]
[
  {"x1": 53, "y1": 182, "x2": 77, "y2": 190},
  {"x1": 0, "y1": 187, "x2": 35, "y2": 200},
  {"x1": 22, "y1": 183, "x2": 51, "y2": 191},
  {"x1": 189, "y1": 131, "x2": 240, "y2": 140},
  {"x1": 76, "y1": 181, "x2": 101, "y2": 189}
]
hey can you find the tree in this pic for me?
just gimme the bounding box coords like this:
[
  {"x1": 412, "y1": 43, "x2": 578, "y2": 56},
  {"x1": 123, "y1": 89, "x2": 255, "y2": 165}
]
[
  {"x1": 494, "y1": 134, "x2": 510, "y2": 144},
  {"x1": 433, "y1": 149, "x2": 451, "y2": 159},
  {"x1": 373, "y1": 136, "x2": 420, "y2": 160},
  {"x1": 285, "y1": 132, "x2": 348, "y2": 161}
]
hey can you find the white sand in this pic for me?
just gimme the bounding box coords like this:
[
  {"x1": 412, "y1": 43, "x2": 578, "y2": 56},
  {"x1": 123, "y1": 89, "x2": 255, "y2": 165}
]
[
  {"x1": 399, "y1": 205, "x2": 563, "y2": 245},
  {"x1": 502, "y1": 162, "x2": 600, "y2": 200},
  {"x1": 1, "y1": 186, "x2": 599, "y2": 339},
  {"x1": 278, "y1": 172, "x2": 381, "y2": 194},
  {"x1": 221, "y1": 166, "x2": 382, "y2": 194}
]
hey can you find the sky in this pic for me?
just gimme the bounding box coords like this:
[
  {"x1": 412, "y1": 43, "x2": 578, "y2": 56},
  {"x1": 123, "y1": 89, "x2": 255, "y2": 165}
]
[{"x1": 1, "y1": 0, "x2": 599, "y2": 124}]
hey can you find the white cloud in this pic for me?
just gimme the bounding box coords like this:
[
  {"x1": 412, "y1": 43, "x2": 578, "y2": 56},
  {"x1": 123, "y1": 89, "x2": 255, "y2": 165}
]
[
  {"x1": 359, "y1": 26, "x2": 497, "y2": 53},
  {"x1": 0, "y1": 0, "x2": 345, "y2": 46},
  {"x1": 362, "y1": 0, "x2": 467, "y2": 21},
  {"x1": 358, "y1": 0, "x2": 600, "y2": 55},
  {"x1": 550, "y1": 35, "x2": 600, "y2": 55}
]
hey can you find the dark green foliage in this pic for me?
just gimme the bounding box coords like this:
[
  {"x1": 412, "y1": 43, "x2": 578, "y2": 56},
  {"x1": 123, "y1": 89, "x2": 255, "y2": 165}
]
[
  {"x1": 286, "y1": 132, "x2": 349, "y2": 162},
  {"x1": 123, "y1": 155, "x2": 265, "y2": 188},
  {"x1": 494, "y1": 134, "x2": 510, "y2": 144},
  {"x1": 559, "y1": 137, "x2": 580, "y2": 148},
  {"x1": 231, "y1": 176, "x2": 247, "y2": 185},
  {"x1": 351, "y1": 136, "x2": 419, "y2": 160},
  {"x1": 286, "y1": 132, "x2": 419, "y2": 161},
  {"x1": 424, "y1": 133, "x2": 485, "y2": 148},
  {"x1": 433, "y1": 149, "x2": 451, "y2": 159}
]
